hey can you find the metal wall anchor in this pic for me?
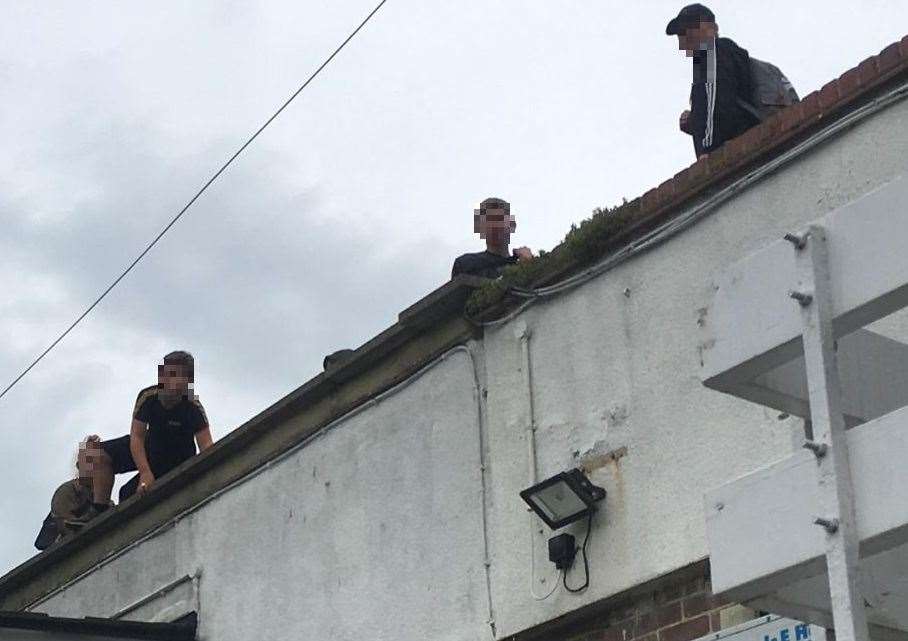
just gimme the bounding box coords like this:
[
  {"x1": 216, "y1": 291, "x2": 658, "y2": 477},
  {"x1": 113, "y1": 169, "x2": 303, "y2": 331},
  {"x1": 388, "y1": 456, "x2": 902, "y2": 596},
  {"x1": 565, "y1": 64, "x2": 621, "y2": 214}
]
[
  {"x1": 803, "y1": 440, "x2": 828, "y2": 458},
  {"x1": 814, "y1": 517, "x2": 840, "y2": 534},
  {"x1": 789, "y1": 290, "x2": 814, "y2": 306},
  {"x1": 784, "y1": 232, "x2": 808, "y2": 249}
]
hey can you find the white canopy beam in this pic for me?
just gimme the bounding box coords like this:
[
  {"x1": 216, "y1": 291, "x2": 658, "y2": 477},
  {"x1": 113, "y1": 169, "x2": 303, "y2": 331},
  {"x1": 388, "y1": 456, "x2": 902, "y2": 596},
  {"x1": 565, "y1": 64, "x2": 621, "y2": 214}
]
[
  {"x1": 793, "y1": 225, "x2": 868, "y2": 641},
  {"x1": 701, "y1": 176, "x2": 908, "y2": 393}
]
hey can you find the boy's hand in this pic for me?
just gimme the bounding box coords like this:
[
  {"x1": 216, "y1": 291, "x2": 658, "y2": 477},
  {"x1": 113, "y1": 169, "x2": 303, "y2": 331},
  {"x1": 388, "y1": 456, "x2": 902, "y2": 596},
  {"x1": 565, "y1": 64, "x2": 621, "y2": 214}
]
[
  {"x1": 138, "y1": 470, "x2": 155, "y2": 496},
  {"x1": 680, "y1": 109, "x2": 692, "y2": 134}
]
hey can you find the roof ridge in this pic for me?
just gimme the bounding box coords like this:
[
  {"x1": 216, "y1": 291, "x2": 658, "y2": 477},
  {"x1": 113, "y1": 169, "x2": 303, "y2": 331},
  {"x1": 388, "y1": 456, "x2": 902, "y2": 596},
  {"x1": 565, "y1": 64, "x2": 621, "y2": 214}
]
[{"x1": 467, "y1": 34, "x2": 908, "y2": 316}]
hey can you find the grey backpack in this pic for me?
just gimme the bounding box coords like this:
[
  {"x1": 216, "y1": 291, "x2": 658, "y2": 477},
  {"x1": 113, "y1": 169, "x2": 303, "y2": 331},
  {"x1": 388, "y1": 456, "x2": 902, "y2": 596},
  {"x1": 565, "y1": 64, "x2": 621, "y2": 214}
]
[{"x1": 738, "y1": 57, "x2": 799, "y2": 121}]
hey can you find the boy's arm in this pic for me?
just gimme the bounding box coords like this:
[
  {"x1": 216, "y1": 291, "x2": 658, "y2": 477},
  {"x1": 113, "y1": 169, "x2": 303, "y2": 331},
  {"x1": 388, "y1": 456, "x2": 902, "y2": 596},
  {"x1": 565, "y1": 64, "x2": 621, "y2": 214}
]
[
  {"x1": 191, "y1": 398, "x2": 213, "y2": 452},
  {"x1": 129, "y1": 418, "x2": 154, "y2": 494},
  {"x1": 195, "y1": 427, "x2": 214, "y2": 452},
  {"x1": 50, "y1": 483, "x2": 80, "y2": 538}
]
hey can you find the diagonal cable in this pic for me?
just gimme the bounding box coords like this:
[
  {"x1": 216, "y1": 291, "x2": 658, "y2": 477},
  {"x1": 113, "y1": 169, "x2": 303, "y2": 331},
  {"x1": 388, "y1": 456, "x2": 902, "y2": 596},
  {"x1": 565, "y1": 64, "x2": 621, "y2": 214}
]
[{"x1": 0, "y1": 0, "x2": 389, "y2": 403}]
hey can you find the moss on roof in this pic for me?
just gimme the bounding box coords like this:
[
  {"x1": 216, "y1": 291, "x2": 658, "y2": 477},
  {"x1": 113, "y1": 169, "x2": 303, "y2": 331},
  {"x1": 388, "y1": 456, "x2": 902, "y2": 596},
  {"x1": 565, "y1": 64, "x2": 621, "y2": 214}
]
[
  {"x1": 465, "y1": 197, "x2": 643, "y2": 317},
  {"x1": 466, "y1": 35, "x2": 908, "y2": 319}
]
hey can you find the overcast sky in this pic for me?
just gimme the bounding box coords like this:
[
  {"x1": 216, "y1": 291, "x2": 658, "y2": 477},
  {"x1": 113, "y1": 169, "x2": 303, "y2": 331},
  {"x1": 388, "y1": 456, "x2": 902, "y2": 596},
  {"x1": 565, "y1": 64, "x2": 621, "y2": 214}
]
[{"x1": 1, "y1": 1, "x2": 906, "y2": 576}]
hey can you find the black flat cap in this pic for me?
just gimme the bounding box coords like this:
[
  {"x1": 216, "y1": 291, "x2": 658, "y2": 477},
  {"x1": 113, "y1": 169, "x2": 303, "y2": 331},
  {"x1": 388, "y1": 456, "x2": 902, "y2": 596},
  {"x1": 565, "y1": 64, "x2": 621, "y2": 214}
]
[{"x1": 666, "y1": 3, "x2": 715, "y2": 35}]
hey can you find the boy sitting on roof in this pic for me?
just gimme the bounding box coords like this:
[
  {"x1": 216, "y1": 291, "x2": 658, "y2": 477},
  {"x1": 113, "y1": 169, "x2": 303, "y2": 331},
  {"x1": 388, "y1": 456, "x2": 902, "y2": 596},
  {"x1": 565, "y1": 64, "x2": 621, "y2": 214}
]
[
  {"x1": 451, "y1": 197, "x2": 534, "y2": 279},
  {"x1": 34, "y1": 436, "x2": 111, "y2": 550},
  {"x1": 75, "y1": 351, "x2": 214, "y2": 522}
]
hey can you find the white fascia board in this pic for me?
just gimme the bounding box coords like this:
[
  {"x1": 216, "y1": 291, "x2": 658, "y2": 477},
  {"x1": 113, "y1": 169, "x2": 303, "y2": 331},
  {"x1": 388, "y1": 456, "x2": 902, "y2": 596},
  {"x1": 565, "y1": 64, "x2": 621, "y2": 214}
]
[
  {"x1": 701, "y1": 175, "x2": 908, "y2": 391},
  {"x1": 725, "y1": 329, "x2": 908, "y2": 425},
  {"x1": 705, "y1": 404, "x2": 908, "y2": 604},
  {"x1": 748, "y1": 543, "x2": 908, "y2": 632}
]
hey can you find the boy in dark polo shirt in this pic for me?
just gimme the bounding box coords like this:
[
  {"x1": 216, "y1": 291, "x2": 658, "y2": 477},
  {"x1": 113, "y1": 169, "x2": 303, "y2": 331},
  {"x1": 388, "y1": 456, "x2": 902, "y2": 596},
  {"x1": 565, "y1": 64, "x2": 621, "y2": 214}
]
[
  {"x1": 451, "y1": 197, "x2": 534, "y2": 279},
  {"x1": 78, "y1": 351, "x2": 214, "y2": 520}
]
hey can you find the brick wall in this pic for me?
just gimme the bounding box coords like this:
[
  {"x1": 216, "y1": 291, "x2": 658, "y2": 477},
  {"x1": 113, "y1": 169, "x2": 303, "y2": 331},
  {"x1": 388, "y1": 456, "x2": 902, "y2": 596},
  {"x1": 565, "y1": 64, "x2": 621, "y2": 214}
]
[{"x1": 556, "y1": 573, "x2": 757, "y2": 641}]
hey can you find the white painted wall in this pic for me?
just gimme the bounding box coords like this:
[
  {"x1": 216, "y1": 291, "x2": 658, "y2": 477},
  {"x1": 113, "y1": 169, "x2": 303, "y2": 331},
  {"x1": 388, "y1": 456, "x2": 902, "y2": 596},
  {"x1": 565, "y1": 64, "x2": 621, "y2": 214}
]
[
  {"x1": 34, "y1": 351, "x2": 492, "y2": 641},
  {"x1": 481, "y1": 95, "x2": 908, "y2": 636},
  {"x1": 31, "y1": 96, "x2": 908, "y2": 640}
]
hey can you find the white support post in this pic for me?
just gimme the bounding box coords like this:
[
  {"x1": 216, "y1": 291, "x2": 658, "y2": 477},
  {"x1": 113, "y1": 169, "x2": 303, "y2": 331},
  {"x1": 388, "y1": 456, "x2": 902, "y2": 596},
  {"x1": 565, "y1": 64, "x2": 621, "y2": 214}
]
[{"x1": 790, "y1": 225, "x2": 869, "y2": 641}]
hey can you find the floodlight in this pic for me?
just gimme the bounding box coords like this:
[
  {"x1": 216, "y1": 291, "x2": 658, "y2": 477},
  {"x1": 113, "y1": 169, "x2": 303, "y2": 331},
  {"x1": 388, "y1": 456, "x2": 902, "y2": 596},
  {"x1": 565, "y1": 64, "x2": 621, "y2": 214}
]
[{"x1": 520, "y1": 468, "x2": 606, "y2": 530}]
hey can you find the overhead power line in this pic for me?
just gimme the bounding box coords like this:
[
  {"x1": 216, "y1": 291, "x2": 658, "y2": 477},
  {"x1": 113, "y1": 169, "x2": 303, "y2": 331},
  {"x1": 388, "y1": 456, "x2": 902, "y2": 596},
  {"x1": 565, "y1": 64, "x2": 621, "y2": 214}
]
[{"x1": 0, "y1": 0, "x2": 389, "y2": 403}]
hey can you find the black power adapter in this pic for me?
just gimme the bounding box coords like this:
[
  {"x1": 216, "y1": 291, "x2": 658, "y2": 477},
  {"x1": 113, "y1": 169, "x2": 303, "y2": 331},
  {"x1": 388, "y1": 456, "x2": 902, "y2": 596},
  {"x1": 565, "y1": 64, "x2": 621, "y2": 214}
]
[{"x1": 547, "y1": 533, "x2": 577, "y2": 570}]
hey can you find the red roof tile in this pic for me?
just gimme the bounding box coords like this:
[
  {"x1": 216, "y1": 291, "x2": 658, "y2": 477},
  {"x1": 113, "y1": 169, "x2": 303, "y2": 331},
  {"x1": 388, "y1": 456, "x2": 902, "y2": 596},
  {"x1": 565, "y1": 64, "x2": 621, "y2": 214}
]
[{"x1": 530, "y1": 34, "x2": 908, "y2": 290}]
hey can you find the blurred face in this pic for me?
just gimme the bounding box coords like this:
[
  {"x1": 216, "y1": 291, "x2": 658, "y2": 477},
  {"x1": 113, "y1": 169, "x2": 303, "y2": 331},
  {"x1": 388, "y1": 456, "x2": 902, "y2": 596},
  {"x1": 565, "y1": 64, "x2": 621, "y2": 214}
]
[
  {"x1": 677, "y1": 20, "x2": 717, "y2": 56},
  {"x1": 476, "y1": 207, "x2": 516, "y2": 248},
  {"x1": 159, "y1": 363, "x2": 191, "y2": 398},
  {"x1": 77, "y1": 440, "x2": 101, "y2": 482}
]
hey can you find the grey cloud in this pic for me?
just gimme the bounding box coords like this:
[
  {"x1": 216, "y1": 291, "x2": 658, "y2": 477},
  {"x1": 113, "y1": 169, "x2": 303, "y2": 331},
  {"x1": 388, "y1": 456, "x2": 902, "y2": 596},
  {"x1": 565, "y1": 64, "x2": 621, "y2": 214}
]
[{"x1": 4, "y1": 0, "x2": 908, "y2": 577}]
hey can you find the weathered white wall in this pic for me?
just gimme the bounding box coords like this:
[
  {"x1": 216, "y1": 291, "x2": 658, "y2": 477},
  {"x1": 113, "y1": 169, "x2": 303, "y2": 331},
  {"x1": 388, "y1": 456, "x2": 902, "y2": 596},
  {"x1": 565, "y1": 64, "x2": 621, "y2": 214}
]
[
  {"x1": 482, "y1": 237, "x2": 797, "y2": 635},
  {"x1": 34, "y1": 350, "x2": 492, "y2": 641},
  {"x1": 481, "y1": 94, "x2": 908, "y2": 637},
  {"x1": 32, "y1": 96, "x2": 908, "y2": 640}
]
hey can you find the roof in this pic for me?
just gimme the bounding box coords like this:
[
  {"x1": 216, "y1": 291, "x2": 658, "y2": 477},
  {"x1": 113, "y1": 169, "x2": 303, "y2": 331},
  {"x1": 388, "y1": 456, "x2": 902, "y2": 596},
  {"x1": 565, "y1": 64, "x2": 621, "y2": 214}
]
[
  {"x1": 2, "y1": 34, "x2": 908, "y2": 610},
  {"x1": 0, "y1": 611, "x2": 196, "y2": 640},
  {"x1": 0, "y1": 276, "x2": 485, "y2": 610},
  {"x1": 468, "y1": 34, "x2": 908, "y2": 318},
  {"x1": 617, "y1": 34, "x2": 908, "y2": 253}
]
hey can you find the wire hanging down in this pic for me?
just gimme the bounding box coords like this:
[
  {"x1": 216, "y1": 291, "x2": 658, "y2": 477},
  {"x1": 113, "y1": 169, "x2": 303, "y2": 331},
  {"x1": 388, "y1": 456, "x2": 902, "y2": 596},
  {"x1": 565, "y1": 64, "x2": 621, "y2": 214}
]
[
  {"x1": 563, "y1": 511, "x2": 592, "y2": 593},
  {"x1": 0, "y1": 0, "x2": 390, "y2": 404}
]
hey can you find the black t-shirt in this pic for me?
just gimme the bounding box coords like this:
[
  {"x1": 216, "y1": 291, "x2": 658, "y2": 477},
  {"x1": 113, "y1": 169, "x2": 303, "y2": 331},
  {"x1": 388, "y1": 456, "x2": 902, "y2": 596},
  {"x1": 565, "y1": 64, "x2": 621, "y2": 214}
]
[
  {"x1": 451, "y1": 250, "x2": 517, "y2": 279},
  {"x1": 133, "y1": 386, "x2": 209, "y2": 477}
]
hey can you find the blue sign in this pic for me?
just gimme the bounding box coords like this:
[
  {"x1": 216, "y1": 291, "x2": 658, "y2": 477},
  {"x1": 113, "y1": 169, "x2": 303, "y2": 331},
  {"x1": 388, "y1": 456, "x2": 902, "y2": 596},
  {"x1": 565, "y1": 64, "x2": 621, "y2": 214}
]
[
  {"x1": 695, "y1": 615, "x2": 824, "y2": 641},
  {"x1": 764, "y1": 623, "x2": 812, "y2": 641}
]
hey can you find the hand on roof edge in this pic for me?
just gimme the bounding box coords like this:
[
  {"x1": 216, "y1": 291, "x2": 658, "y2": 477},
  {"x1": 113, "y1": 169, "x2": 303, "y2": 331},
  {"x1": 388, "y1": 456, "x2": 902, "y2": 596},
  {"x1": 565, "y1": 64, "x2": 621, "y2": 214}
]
[
  {"x1": 680, "y1": 109, "x2": 693, "y2": 134},
  {"x1": 137, "y1": 470, "x2": 155, "y2": 496}
]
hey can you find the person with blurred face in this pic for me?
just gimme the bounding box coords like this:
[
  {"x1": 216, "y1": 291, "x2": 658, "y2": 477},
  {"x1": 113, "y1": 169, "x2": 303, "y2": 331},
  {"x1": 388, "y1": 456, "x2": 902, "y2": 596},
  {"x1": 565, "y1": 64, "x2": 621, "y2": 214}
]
[
  {"x1": 451, "y1": 197, "x2": 534, "y2": 279},
  {"x1": 75, "y1": 351, "x2": 214, "y2": 520},
  {"x1": 667, "y1": 4, "x2": 760, "y2": 158},
  {"x1": 34, "y1": 436, "x2": 108, "y2": 549}
]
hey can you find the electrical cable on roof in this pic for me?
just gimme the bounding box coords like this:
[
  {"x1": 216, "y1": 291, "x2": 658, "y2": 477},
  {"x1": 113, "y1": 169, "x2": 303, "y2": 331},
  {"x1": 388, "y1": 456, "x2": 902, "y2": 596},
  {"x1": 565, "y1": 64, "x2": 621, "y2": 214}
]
[
  {"x1": 468, "y1": 78, "x2": 908, "y2": 330},
  {"x1": 0, "y1": 0, "x2": 390, "y2": 404}
]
